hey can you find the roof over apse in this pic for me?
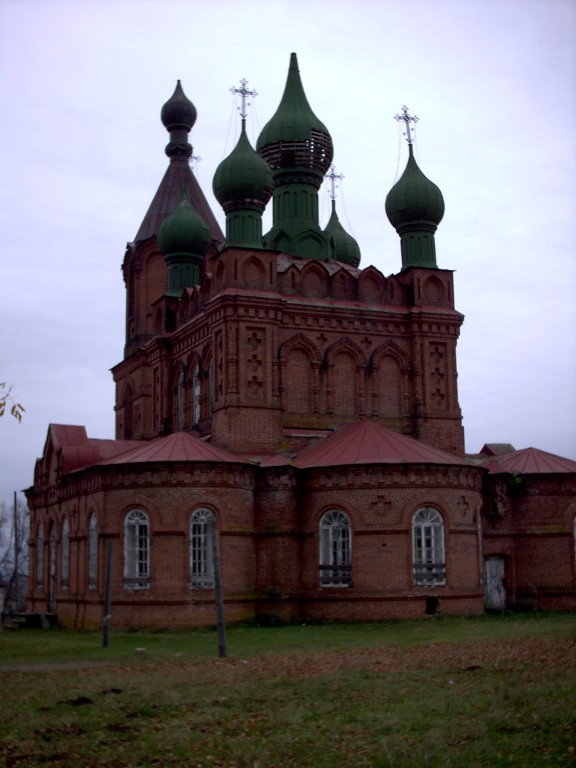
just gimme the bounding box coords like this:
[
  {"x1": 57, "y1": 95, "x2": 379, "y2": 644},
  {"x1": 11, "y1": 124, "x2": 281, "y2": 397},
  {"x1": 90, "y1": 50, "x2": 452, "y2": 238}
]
[{"x1": 294, "y1": 420, "x2": 474, "y2": 469}]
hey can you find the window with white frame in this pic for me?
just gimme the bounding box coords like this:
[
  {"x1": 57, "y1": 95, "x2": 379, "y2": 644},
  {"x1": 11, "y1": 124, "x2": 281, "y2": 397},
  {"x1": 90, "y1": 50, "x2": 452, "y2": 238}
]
[
  {"x1": 36, "y1": 522, "x2": 44, "y2": 588},
  {"x1": 412, "y1": 507, "x2": 446, "y2": 586},
  {"x1": 124, "y1": 509, "x2": 150, "y2": 589},
  {"x1": 190, "y1": 508, "x2": 215, "y2": 588},
  {"x1": 319, "y1": 510, "x2": 352, "y2": 587},
  {"x1": 61, "y1": 518, "x2": 69, "y2": 589},
  {"x1": 88, "y1": 513, "x2": 98, "y2": 590}
]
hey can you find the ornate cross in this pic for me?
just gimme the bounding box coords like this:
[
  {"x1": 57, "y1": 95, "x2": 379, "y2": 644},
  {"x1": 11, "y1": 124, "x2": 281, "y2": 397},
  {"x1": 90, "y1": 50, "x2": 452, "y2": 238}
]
[
  {"x1": 325, "y1": 165, "x2": 344, "y2": 201},
  {"x1": 394, "y1": 105, "x2": 419, "y2": 145},
  {"x1": 230, "y1": 78, "x2": 258, "y2": 120}
]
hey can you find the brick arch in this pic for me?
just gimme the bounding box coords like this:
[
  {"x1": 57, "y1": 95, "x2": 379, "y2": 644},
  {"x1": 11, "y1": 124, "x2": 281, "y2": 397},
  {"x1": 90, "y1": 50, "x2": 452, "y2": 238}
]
[
  {"x1": 180, "y1": 290, "x2": 193, "y2": 323},
  {"x1": 323, "y1": 338, "x2": 367, "y2": 418},
  {"x1": 200, "y1": 272, "x2": 212, "y2": 306},
  {"x1": 324, "y1": 336, "x2": 367, "y2": 367},
  {"x1": 186, "y1": 350, "x2": 203, "y2": 378},
  {"x1": 422, "y1": 274, "x2": 446, "y2": 306},
  {"x1": 279, "y1": 335, "x2": 322, "y2": 415},
  {"x1": 300, "y1": 261, "x2": 329, "y2": 299},
  {"x1": 242, "y1": 254, "x2": 266, "y2": 289},
  {"x1": 369, "y1": 342, "x2": 411, "y2": 418},
  {"x1": 282, "y1": 264, "x2": 299, "y2": 294},
  {"x1": 215, "y1": 260, "x2": 225, "y2": 292},
  {"x1": 331, "y1": 268, "x2": 355, "y2": 300},
  {"x1": 358, "y1": 266, "x2": 385, "y2": 303},
  {"x1": 279, "y1": 333, "x2": 322, "y2": 365}
]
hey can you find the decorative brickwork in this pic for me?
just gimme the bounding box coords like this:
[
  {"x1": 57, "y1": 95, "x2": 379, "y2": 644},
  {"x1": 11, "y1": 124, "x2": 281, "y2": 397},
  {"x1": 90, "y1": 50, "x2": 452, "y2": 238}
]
[{"x1": 25, "y1": 60, "x2": 576, "y2": 628}]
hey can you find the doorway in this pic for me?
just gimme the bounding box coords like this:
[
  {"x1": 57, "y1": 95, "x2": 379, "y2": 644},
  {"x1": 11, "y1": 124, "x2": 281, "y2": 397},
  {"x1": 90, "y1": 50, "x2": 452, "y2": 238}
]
[{"x1": 485, "y1": 555, "x2": 506, "y2": 610}]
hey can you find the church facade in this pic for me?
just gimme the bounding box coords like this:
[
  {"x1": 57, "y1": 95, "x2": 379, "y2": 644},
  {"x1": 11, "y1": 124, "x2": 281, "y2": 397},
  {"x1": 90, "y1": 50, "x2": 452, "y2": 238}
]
[{"x1": 26, "y1": 55, "x2": 576, "y2": 628}]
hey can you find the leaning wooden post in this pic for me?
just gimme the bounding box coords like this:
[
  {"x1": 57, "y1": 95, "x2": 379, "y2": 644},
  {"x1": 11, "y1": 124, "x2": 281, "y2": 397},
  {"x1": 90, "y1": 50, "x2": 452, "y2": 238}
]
[
  {"x1": 102, "y1": 539, "x2": 112, "y2": 648},
  {"x1": 211, "y1": 520, "x2": 227, "y2": 658}
]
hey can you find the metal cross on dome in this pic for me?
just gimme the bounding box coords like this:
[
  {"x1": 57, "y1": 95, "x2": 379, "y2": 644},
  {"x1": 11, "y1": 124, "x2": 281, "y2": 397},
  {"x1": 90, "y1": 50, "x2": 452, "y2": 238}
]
[
  {"x1": 326, "y1": 165, "x2": 344, "y2": 201},
  {"x1": 230, "y1": 78, "x2": 258, "y2": 120},
  {"x1": 395, "y1": 105, "x2": 419, "y2": 144},
  {"x1": 190, "y1": 152, "x2": 202, "y2": 172}
]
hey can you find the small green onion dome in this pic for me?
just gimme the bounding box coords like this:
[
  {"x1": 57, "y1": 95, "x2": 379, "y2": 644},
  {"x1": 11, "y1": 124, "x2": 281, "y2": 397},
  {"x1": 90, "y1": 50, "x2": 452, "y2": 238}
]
[
  {"x1": 324, "y1": 202, "x2": 361, "y2": 267},
  {"x1": 213, "y1": 122, "x2": 274, "y2": 209},
  {"x1": 157, "y1": 189, "x2": 210, "y2": 256},
  {"x1": 161, "y1": 80, "x2": 197, "y2": 131},
  {"x1": 256, "y1": 53, "x2": 333, "y2": 176},
  {"x1": 385, "y1": 148, "x2": 445, "y2": 230}
]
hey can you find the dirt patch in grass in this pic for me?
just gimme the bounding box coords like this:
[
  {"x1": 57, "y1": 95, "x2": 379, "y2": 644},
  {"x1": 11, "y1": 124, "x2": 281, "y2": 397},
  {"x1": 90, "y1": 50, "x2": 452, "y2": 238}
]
[
  {"x1": 140, "y1": 636, "x2": 576, "y2": 685},
  {"x1": 1, "y1": 636, "x2": 574, "y2": 678}
]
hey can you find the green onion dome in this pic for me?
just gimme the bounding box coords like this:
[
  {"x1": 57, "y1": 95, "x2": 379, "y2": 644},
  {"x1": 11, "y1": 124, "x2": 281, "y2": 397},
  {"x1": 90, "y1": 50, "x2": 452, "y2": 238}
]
[
  {"x1": 324, "y1": 201, "x2": 361, "y2": 267},
  {"x1": 256, "y1": 53, "x2": 333, "y2": 179},
  {"x1": 157, "y1": 189, "x2": 210, "y2": 257},
  {"x1": 161, "y1": 80, "x2": 197, "y2": 131},
  {"x1": 213, "y1": 122, "x2": 274, "y2": 211},
  {"x1": 385, "y1": 147, "x2": 445, "y2": 231}
]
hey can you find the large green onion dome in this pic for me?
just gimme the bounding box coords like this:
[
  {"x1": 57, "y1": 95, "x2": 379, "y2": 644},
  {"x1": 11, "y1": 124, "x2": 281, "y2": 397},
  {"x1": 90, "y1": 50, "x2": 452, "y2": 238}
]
[
  {"x1": 256, "y1": 52, "x2": 333, "y2": 180},
  {"x1": 385, "y1": 146, "x2": 444, "y2": 231},
  {"x1": 213, "y1": 122, "x2": 274, "y2": 211}
]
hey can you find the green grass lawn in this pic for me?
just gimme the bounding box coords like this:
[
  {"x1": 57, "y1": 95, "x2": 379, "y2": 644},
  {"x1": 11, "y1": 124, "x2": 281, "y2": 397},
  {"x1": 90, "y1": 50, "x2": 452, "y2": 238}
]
[{"x1": 1, "y1": 613, "x2": 575, "y2": 767}]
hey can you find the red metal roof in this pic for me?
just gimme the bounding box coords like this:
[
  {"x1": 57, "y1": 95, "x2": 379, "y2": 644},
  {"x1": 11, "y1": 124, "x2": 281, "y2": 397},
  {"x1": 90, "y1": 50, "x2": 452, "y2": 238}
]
[
  {"x1": 45, "y1": 425, "x2": 143, "y2": 474},
  {"x1": 294, "y1": 421, "x2": 472, "y2": 469},
  {"x1": 134, "y1": 159, "x2": 224, "y2": 244},
  {"x1": 98, "y1": 431, "x2": 249, "y2": 466},
  {"x1": 485, "y1": 447, "x2": 576, "y2": 475}
]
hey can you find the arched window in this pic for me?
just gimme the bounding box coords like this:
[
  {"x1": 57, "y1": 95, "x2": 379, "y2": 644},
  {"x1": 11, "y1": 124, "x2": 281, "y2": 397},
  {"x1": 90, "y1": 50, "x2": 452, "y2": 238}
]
[
  {"x1": 319, "y1": 510, "x2": 352, "y2": 587},
  {"x1": 36, "y1": 522, "x2": 44, "y2": 589},
  {"x1": 61, "y1": 518, "x2": 69, "y2": 589},
  {"x1": 88, "y1": 513, "x2": 98, "y2": 590},
  {"x1": 177, "y1": 371, "x2": 186, "y2": 431},
  {"x1": 191, "y1": 366, "x2": 201, "y2": 425},
  {"x1": 49, "y1": 524, "x2": 57, "y2": 611},
  {"x1": 124, "y1": 383, "x2": 134, "y2": 440},
  {"x1": 124, "y1": 509, "x2": 149, "y2": 589},
  {"x1": 190, "y1": 508, "x2": 215, "y2": 588},
  {"x1": 412, "y1": 507, "x2": 446, "y2": 586},
  {"x1": 207, "y1": 360, "x2": 213, "y2": 417}
]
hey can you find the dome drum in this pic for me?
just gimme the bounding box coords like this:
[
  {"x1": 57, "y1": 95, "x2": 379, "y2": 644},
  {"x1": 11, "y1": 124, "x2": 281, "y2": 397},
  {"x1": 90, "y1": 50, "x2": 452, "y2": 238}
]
[{"x1": 258, "y1": 132, "x2": 333, "y2": 177}]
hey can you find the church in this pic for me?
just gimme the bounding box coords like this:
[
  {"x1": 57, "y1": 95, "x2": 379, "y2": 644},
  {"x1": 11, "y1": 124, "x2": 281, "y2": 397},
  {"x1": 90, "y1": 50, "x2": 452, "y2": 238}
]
[{"x1": 26, "y1": 54, "x2": 576, "y2": 628}]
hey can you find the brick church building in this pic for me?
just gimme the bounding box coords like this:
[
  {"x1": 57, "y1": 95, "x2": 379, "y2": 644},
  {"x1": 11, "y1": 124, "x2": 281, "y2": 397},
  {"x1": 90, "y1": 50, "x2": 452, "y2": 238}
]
[{"x1": 26, "y1": 54, "x2": 576, "y2": 628}]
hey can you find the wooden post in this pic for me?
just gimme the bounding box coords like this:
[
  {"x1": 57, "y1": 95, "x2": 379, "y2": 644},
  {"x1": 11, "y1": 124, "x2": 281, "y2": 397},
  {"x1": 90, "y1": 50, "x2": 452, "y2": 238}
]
[
  {"x1": 13, "y1": 491, "x2": 19, "y2": 610},
  {"x1": 102, "y1": 539, "x2": 112, "y2": 648},
  {"x1": 211, "y1": 522, "x2": 227, "y2": 658}
]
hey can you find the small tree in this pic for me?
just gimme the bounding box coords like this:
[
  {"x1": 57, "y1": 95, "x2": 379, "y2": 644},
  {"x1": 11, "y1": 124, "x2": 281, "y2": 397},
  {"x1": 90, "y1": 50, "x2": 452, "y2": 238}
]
[
  {"x1": 0, "y1": 495, "x2": 29, "y2": 613},
  {"x1": 0, "y1": 382, "x2": 25, "y2": 422}
]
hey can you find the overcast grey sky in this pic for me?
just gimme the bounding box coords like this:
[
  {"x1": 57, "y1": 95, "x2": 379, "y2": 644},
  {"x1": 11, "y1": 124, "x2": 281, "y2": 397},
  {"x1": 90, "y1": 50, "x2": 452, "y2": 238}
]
[{"x1": 1, "y1": 0, "x2": 575, "y2": 502}]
